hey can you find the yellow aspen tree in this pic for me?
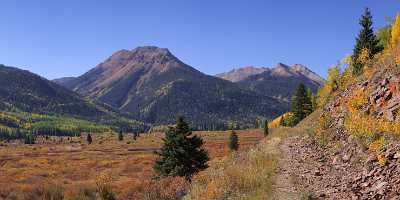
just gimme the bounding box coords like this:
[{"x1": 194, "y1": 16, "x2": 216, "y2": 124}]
[
  {"x1": 391, "y1": 13, "x2": 400, "y2": 47},
  {"x1": 391, "y1": 13, "x2": 400, "y2": 65}
]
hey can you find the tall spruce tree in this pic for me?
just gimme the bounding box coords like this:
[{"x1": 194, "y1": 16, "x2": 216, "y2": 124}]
[
  {"x1": 154, "y1": 116, "x2": 209, "y2": 180},
  {"x1": 291, "y1": 83, "x2": 312, "y2": 125},
  {"x1": 228, "y1": 130, "x2": 239, "y2": 151},
  {"x1": 353, "y1": 7, "x2": 383, "y2": 75}
]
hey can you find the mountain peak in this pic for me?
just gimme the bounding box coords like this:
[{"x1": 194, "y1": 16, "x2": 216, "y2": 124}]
[
  {"x1": 216, "y1": 66, "x2": 269, "y2": 82},
  {"x1": 132, "y1": 46, "x2": 170, "y2": 54},
  {"x1": 275, "y1": 62, "x2": 290, "y2": 68}
]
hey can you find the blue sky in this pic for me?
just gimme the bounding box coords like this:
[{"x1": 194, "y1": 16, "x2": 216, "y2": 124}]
[{"x1": 0, "y1": 0, "x2": 399, "y2": 79}]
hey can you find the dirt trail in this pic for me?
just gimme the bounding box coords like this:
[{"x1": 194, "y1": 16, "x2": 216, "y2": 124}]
[{"x1": 269, "y1": 135, "x2": 301, "y2": 200}]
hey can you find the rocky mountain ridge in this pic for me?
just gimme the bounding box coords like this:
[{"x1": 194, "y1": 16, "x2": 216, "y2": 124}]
[
  {"x1": 216, "y1": 63, "x2": 324, "y2": 85},
  {"x1": 236, "y1": 63, "x2": 324, "y2": 103}
]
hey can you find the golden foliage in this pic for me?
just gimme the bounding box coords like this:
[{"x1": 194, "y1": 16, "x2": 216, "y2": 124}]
[
  {"x1": 391, "y1": 13, "x2": 400, "y2": 48},
  {"x1": 347, "y1": 88, "x2": 368, "y2": 113},
  {"x1": 368, "y1": 136, "x2": 384, "y2": 153},
  {"x1": 317, "y1": 65, "x2": 340, "y2": 107},
  {"x1": 377, "y1": 154, "x2": 387, "y2": 167},
  {"x1": 356, "y1": 48, "x2": 370, "y2": 66},
  {"x1": 341, "y1": 54, "x2": 353, "y2": 66},
  {"x1": 367, "y1": 134, "x2": 387, "y2": 167},
  {"x1": 269, "y1": 112, "x2": 293, "y2": 128}
]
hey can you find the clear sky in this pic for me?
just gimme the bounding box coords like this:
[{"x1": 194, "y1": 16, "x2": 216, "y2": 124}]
[{"x1": 1, "y1": 0, "x2": 399, "y2": 79}]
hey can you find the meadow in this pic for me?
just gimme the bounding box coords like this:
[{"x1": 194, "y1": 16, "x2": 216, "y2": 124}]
[{"x1": 0, "y1": 129, "x2": 263, "y2": 199}]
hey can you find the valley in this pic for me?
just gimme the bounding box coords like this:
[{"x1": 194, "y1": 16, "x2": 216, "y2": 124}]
[
  {"x1": 0, "y1": 129, "x2": 264, "y2": 199},
  {"x1": 1, "y1": 2, "x2": 399, "y2": 200}
]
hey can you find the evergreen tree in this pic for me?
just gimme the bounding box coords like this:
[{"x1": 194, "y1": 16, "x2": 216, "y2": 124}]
[
  {"x1": 311, "y1": 93, "x2": 317, "y2": 111},
  {"x1": 118, "y1": 130, "x2": 123, "y2": 141},
  {"x1": 24, "y1": 131, "x2": 36, "y2": 144},
  {"x1": 154, "y1": 116, "x2": 209, "y2": 180},
  {"x1": 306, "y1": 88, "x2": 316, "y2": 112},
  {"x1": 291, "y1": 83, "x2": 312, "y2": 125},
  {"x1": 263, "y1": 120, "x2": 269, "y2": 137},
  {"x1": 353, "y1": 7, "x2": 383, "y2": 75},
  {"x1": 87, "y1": 133, "x2": 92, "y2": 144},
  {"x1": 133, "y1": 132, "x2": 137, "y2": 141},
  {"x1": 228, "y1": 130, "x2": 239, "y2": 151}
]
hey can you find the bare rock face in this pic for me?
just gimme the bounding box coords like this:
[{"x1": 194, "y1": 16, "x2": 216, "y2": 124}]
[{"x1": 369, "y1": 74, "x2": 400, "y2": 122}]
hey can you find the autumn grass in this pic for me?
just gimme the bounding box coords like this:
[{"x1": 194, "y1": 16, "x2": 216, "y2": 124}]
[
  {"x1": 0, "y1": 129, "x2": 263, "y2": 199},
  {"x1": 185, "y1": 138, "x2": 277, "y2": 200}
]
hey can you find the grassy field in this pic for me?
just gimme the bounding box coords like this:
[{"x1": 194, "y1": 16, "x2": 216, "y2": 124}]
[{"x1": 0, "y1": 129, "x2": 263, "y2": 199}]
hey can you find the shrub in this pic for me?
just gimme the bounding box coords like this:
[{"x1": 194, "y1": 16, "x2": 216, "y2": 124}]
[
  {"x1": 141, "y1": 177, "x2": 188, "y2": 200},
  {"x1": 263, "y1": 120, "x2": 269, "y2": 137},
  {"x1": 87, "y1": 133, "x2": 92, "y2": 144},
  {"x1": 95, "y1": 173, "x2": 116, "y2": 200},
  {"x1": 228, "y1": 131, "x2": 239, "y2": 151},
  {"x1": 118, "y1": 130, "x2": 123, "y2": 141}
]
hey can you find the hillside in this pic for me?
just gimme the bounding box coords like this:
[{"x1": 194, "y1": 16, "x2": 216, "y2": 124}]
[
  {"x1": 55, "y1": 46, "x2": 286, "y2": 127},
  {"x1": 0, "y1": 64, "x2": 103, "y2": 117},
  {"x1": 0, "y1": 64, "x2": 145, "y2": 132}
]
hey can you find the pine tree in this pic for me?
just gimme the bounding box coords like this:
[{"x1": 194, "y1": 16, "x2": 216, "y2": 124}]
[
  {"x1": 118, "y1": 130, "x2": 123, "y2": 141},
  {"x1": 305, "y1": 88, "x2": 314, "y2": 114},
  {"x1": 154, "y1": 116, "x2": 209, "y2": 180},
  {"x1": 228, "y1": 130, "x2": 239, "y2": 151},
  {"x1": 311, "y1": 93, "x2": 317, "y2": 111},
  {"x1": 133, "y1": 132, "x2": 137, "y2": 141},
  {"x1": 291, "y1": 83, "x2": 312, "y2": 125},
  {"x1": 263, "y1": 120, "x2": 269, "y2": 137},
  {"x1": 24, "y1": 131, "x2": 36, "y2": 144},
  {"x1": 353, "y1": 7, "x2": 383, "y2": 75},
  {"x1": 87, "y1": 133, "x2": 92, "y2": 144}
]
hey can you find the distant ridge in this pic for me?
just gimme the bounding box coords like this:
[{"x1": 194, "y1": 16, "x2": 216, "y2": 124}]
[
  {"x1": 215, "y1": 66, "x2": 269, "y2": 82},
  {"x1": 216, "y1": 63, "x2": 324, "y2": 103}
]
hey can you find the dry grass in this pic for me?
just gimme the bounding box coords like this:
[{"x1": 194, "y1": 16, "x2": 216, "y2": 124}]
[
  {"x1": 184, "y1": 124, "x2": 310, "y2": 200},
  {"x1": 185, "y1": 138, "x2": 277, "y2": 200},
  {"x1": 0, "y1": 129, "x2": 263, "y2": 199}
]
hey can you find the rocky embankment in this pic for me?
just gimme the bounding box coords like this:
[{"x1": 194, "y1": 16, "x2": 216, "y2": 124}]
[{"x1": 278, "y1": 71, "x2": 400, "y2": 199}]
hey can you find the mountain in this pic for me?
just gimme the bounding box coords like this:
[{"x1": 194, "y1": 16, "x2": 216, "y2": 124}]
[
  {"x1": 215, "y1": 66, "x2": 269, "y2": 82},
  {"x1": 56, "y1": 46, "x2": 285, "y2": 127},
  {"x1": 218, "y1": 63, "x2": 324, "y2": 103},
  {"x1": 53, "y1": 77, "x2": 79, "y2": 89},
  {"x1": 0, "y1": 64, "x2": 144, "y2": 130},
  {"x1": 0, "y1": 64, "x2": 103, "y2": 117}
]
